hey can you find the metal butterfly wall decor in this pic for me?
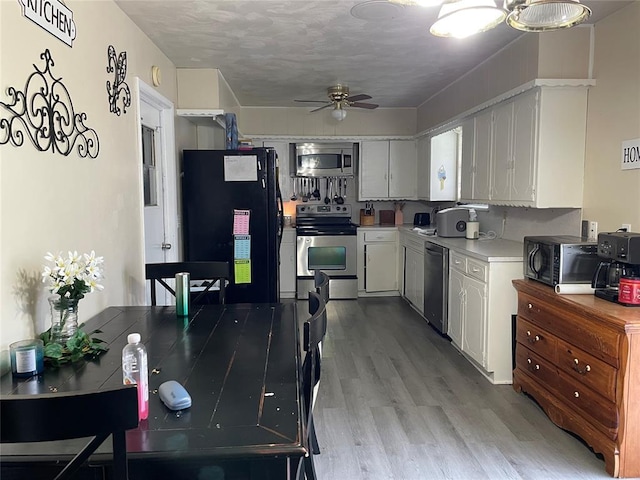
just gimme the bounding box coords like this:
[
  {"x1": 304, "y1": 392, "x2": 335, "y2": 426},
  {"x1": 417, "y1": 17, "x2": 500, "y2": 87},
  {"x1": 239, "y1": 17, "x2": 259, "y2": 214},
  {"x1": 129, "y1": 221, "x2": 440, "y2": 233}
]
[
  {"x1": 106, "y1": 45, "x2": 131, "y2": 116},
  {"x1": 0, "y1": 49, "x2": 100, "y2": 158}
]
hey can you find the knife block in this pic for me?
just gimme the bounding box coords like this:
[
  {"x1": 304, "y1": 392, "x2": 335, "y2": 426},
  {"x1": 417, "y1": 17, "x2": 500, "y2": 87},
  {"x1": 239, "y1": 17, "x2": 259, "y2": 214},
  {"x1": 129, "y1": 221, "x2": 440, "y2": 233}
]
[{"x1": 360, "y1": 209, "x2": 375, "y2": 226}]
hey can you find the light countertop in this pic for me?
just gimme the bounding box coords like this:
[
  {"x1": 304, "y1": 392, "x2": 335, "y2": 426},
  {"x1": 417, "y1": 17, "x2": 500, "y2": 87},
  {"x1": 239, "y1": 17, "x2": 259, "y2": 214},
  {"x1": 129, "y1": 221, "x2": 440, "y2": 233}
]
[{"x1": 398, "y1": 226, "x2": 523, "y2": 263}]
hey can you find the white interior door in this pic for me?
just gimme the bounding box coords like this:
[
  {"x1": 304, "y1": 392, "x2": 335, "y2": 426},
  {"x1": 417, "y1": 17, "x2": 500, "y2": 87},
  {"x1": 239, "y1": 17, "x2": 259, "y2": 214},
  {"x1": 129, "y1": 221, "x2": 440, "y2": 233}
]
[
  {"x1": 137, "y1": 80, "x2": 178, "y2": 305},
  {"x1": 141, "y1": 102, "x2": 166, "y2": 266}
]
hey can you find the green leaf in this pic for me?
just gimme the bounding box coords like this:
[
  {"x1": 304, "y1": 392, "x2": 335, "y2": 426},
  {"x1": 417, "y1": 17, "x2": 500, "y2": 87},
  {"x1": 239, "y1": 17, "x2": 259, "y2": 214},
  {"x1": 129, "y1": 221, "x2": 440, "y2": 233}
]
[
  {"x1": 41, "y1": 323, "x2": 109, "y2": 366},
  {"x1": 44, "y1": 342, "x2": 64, "y2": 359}
]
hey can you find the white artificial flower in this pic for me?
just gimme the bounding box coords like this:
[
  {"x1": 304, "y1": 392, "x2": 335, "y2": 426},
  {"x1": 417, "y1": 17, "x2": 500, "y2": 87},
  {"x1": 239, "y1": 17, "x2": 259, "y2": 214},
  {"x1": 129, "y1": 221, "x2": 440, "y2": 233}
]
[{"x1": 43, "y1": 250, "x2": 105, "y2": 299}]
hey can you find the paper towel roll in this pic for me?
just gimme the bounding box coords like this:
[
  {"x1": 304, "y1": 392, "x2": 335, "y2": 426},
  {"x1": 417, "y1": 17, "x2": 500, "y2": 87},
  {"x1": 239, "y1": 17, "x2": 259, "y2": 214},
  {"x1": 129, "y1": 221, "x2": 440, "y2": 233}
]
[{"x1": 554, "y1": 283, "x2": 595, "y2": 295}]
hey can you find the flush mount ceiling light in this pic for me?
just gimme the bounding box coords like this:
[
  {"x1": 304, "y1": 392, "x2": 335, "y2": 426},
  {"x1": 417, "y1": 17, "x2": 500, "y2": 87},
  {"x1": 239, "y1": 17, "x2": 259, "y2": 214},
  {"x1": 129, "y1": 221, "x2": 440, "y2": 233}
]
[
  {"x1": 430, "y1": 0, "x2": 507, "y2": 38},
  {"x1": 331, "y1": 104, "x2": 348, "y2": 121},
  {"x1": 505, "y1": 0, "x2": 591, "y2": 31}
]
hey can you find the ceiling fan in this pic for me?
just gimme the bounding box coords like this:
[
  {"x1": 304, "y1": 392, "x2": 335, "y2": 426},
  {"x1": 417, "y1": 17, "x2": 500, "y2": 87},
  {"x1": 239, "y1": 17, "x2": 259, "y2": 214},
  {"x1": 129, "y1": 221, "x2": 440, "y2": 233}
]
[{"x1": 295, "y1": 84, "x2": 379, "y2": 120}]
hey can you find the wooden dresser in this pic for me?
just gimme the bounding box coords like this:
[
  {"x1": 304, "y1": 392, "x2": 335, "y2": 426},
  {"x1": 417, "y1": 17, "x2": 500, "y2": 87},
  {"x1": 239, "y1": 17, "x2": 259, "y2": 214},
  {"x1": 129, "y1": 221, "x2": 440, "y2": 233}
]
[{"x1": 512, "y1": 279, "x2": 640, "y2": 478}]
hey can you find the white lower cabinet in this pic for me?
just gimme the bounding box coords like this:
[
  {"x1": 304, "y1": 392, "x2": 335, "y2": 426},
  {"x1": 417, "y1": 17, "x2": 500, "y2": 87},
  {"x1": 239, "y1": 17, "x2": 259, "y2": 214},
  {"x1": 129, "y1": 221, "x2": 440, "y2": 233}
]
[
  {"x1": 400, "y1": 232, "x2": 425, "y2": 314},
  {"x1": 279, "y1": 228, "x2": 296, "y2": 298},
  {"x1": 357, "y1": 228, "x2": 398, "y2": 295},
  {"x1": 448, "y1": 250, "x2": 520, "y2": 384}
]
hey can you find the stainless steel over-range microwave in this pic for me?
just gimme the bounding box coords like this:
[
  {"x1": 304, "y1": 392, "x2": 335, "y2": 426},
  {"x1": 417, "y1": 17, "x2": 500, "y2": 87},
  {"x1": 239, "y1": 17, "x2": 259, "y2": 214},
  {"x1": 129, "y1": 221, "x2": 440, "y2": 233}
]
[
  {"x1": 290, "y1": 142, "x2": 357, "y2": 177},
  {"x1": 523, "y1": 235, "x2": 599, "y2": 286}
]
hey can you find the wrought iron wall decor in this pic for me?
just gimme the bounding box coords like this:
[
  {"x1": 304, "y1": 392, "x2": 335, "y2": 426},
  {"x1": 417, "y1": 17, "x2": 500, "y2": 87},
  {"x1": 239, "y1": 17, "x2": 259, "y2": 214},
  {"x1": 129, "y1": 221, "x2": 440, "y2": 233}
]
[
  {"x1": 106, "y1": 45, "x2": 131, "y2": 116},
  {"x1": 0, "y1": 49, "x2": 99, "y2": 158}
]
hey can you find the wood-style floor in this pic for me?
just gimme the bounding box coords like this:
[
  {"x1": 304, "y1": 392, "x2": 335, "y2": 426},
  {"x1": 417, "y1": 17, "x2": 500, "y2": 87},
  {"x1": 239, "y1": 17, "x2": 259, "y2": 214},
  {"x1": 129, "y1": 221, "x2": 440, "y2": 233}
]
[{"x1": 308, "y1": 297, "x2": 612, "y2": 480}]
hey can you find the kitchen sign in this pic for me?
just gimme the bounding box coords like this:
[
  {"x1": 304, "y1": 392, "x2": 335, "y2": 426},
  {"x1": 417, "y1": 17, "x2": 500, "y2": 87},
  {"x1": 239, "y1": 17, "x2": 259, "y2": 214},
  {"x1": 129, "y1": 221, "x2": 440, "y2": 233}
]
[
  {"x1": 622, "y1": 138, "x2": 640, "y2": 170},
  {"x1": 19, "y1": 0, "x2": 77, "y2": 47}
]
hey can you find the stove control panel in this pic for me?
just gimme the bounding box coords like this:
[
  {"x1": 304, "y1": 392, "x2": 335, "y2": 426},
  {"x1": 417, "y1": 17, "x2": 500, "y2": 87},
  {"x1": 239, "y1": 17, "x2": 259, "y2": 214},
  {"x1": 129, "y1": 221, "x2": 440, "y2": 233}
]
[{"x1": 297, "y1": 204, "x2": 352, "y2": 217}]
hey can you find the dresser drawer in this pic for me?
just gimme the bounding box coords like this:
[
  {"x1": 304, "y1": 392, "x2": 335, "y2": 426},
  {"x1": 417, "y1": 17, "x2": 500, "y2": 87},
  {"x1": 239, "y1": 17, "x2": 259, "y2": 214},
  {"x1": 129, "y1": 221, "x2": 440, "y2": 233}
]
[
  {"x1": 516, "y1": 317, "x2": 557, "y2": 362},
  {"x1": 516, "y1": 345, "x2": 558, "y2": 388},
  {"x1": 466, "y1": 259, "x2": 487, "y2": 282},
  {"x1": 555, "y1": 369, "x2": 619, "y2": 439},
  {"x1": 450, "y1": 251, "x2": 466, "y2": 273},
  {"x1": 556, "y1": 338, "x2": 617, "y2": 402},
  {"x1": 517, "y1": 292, "x2": 621, "y2": 368}
]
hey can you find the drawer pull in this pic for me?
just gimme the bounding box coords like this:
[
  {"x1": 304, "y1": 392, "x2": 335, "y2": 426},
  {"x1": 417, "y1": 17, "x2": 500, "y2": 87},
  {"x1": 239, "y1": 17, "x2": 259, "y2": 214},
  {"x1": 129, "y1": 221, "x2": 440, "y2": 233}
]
[
  {"x1": 526, "y1": 331, "x2": 541, "y2": 343},
  {"x1": 573, "y1": 359, "x2": 591, "y2": 375},
  {"x1": 528, "y1": 303, "x2": 533, "y2": 309},
  {"x1": 574, "y1": 391, "x2": 580, "y2": 398},
  {"x1": 526, "y1": 358, "x2": 540, "y2": 371}
]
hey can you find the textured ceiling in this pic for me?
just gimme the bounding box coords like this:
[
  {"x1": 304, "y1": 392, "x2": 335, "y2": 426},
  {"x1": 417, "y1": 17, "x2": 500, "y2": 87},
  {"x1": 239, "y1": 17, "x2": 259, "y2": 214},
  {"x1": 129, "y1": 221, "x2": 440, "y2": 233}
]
[{"x1": 114, "y1": 0, "x2": 632, "y2": 108}]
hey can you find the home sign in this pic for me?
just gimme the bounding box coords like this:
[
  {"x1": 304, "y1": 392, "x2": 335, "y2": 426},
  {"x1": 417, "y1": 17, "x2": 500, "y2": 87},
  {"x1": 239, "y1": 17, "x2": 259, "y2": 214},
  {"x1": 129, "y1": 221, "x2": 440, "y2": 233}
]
[
  {"x1": 621, "y1": 138, "x2": 640, "y2": 171},
  {"x1": 18, "y1": 0, "x2": 77, "y2": 47}
]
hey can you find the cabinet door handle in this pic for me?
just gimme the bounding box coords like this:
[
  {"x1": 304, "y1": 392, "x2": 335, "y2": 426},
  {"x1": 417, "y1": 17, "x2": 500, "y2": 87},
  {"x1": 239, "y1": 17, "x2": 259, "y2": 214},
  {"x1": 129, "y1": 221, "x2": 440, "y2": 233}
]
[
  {"x1": 573, "y1": 358, "x2": 591, "y2": 375},
  {"x1": 528, "y1": 303, "x2": 533, "y2": 309},
  {"x1": 574, "y1": 391, "x2": 580, "y2": 398}
]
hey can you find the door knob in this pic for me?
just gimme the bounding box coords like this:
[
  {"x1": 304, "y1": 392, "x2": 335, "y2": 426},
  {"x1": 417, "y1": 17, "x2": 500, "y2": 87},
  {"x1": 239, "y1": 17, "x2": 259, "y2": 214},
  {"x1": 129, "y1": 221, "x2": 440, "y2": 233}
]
[{"x1": 161, "y1": 243, "x2": 172, "y2": 250}]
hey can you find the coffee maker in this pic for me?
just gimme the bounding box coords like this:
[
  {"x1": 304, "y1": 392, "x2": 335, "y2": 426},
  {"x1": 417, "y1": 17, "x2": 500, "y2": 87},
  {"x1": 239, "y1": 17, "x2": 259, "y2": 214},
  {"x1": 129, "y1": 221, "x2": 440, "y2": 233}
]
[{"x1": 592, "y1": 232, "x2": 640, "y2": 304}]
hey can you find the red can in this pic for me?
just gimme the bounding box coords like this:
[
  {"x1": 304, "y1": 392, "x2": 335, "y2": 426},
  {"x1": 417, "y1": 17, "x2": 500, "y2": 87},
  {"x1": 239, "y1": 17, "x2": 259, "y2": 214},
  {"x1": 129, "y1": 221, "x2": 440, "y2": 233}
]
[{"x1": 618, "y1": 277, "x2": 640, "y2": 306}]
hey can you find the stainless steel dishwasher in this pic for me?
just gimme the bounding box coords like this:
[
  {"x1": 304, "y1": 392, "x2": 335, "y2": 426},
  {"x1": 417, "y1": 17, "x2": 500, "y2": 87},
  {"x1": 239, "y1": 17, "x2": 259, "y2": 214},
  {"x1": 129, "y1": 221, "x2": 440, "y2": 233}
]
[{"x1": 424, "y1": 241, "x2": 449, "y2": 335}]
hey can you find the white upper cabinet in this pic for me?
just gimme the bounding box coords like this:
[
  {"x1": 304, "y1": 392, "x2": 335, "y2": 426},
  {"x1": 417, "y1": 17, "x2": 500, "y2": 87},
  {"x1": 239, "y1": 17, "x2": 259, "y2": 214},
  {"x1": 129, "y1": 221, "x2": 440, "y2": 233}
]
[
  {"x1": 359, "y1": 140, "x2": 417, "y2": 200},
  {"x1": 359, "y1": 141, "x2": 389, "y2": 199},
  {"x1": 460, "y1": 85, "x2": 588, "y2": 208},
  {"x1": 459, "y1": 117, "x2": 475, "y2": 201},
  {"x1": 472, "y1": 108, "x2": 492, "y2": 203}
]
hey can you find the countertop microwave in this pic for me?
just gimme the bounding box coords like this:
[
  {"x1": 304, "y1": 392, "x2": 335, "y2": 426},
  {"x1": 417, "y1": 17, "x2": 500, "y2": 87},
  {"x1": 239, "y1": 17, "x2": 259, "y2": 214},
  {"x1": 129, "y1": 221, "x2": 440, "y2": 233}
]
[
  {"x1": 523, "y1": 235, "x2": 599, "y2": 286},
  {"x1": 290, "y1": 142, "x2": 357, "y2": 177}
]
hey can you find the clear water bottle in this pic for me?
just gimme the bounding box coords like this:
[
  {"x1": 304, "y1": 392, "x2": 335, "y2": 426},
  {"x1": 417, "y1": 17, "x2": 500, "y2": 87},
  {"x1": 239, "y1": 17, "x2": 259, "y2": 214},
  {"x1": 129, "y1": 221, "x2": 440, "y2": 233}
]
[{"x1": 122, "y1": 333, "x2": 149, "y2": 420}]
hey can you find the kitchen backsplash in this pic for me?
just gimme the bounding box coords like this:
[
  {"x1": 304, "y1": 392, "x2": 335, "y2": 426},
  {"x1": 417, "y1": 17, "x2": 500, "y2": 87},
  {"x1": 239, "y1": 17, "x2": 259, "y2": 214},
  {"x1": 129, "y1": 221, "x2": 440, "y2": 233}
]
[{"x1": 282, "y1": 198, "x2": 582, "y2": 243}]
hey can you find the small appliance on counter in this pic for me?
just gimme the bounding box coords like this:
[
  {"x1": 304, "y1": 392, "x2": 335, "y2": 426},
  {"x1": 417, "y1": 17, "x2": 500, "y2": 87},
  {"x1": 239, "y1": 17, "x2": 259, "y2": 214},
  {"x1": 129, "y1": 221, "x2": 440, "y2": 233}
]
[
  {"x1": 413, "y1": 212, "x2": 431, "y2": 227},
  {"x1": 523, "y1": 235, "x2": 599, "y2": 286},
  {"x1": 592, "y1": 232, "x2": 640, "y2": 306},
  {"x1": 436, "y1": 207, "x2": 468, "y2": 237}
]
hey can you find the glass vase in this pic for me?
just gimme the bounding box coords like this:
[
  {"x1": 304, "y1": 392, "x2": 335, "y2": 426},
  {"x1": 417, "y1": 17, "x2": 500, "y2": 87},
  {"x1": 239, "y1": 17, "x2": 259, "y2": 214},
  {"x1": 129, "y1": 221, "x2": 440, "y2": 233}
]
[{"x1": 49, "y1": 295, "x2": 79, "y2": 345}]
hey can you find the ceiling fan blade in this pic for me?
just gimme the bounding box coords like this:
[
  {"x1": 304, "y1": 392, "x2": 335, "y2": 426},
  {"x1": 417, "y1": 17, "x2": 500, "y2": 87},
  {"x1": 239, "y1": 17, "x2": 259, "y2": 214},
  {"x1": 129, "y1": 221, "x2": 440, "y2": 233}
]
[
  {"x1": 310, "y1": 104, "x2": 333, "y2": 113},
  {"x1": 351, "y1": 102, "x2": 379, "y2": 110},
  {"x1": 294, "y1": 99, "x2": 331, "y2": 104},
  {"x1": 347, "y1": 94, "x2": 372, "y2": 102}
]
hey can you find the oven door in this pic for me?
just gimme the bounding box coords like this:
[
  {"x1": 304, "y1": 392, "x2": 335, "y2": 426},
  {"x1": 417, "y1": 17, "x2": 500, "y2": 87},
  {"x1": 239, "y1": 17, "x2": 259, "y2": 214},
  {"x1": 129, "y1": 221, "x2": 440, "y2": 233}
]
[
  {"x1": 296, "y1": 234, "x2": 358, "y2": 299},
  {"x1": 297, "y1": 235, "x2": 357, "y2": 278}
]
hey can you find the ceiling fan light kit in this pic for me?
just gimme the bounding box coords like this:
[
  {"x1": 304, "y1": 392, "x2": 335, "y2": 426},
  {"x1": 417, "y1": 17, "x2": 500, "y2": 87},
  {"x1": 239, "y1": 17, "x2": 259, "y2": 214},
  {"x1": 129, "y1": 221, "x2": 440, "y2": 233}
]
[
  {"x1": 430, "y1": 0, "x2": 507, "y2": 38},
  {"x1": 331, "y1": 106, "x2": 348, "y2": 121},
  {"x1": 294, "y1": 84, "x2": 378, "y2": 118},
  {"x1": 504, "y1": 0, "x2": 591, "y2": 31}
]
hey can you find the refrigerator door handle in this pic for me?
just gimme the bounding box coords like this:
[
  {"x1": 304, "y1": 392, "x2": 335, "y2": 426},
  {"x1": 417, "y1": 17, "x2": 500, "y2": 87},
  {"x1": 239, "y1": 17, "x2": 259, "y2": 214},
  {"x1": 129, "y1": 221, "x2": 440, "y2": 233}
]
[{"x1": 276, "y1": 190, "x2": 284, "y2": 241}]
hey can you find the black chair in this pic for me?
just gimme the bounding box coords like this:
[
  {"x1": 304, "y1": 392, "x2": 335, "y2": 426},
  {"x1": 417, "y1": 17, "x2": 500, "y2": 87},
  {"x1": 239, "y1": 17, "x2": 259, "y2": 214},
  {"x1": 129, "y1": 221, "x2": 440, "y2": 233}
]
[
  {"x1": 0, "y1": 385, "x2": 138, "y2": 480},
  {"x1": 314, "y1": 270, "x2": 330, "y2": 304},
  {"x1": 298, "y1": 291, "x2": 327, "y2": 480},
  {"x1": 145, "y1": 261, "x2": 230, "y2": 305}
]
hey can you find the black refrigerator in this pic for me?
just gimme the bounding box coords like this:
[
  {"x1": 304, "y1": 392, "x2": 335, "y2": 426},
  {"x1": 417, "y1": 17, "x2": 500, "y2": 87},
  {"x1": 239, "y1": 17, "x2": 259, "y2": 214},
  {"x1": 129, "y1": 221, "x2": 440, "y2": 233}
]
[{"x1": 182, "y1": 148, "x2": 283, "y2": 304}]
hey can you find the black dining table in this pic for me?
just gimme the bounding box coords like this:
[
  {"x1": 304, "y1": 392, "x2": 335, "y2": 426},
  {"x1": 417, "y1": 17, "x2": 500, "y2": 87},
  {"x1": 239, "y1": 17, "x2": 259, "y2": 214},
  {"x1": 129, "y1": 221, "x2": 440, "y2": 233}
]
[{"x1": 0, "y1": 302, "x2": 306, "y2": 480}]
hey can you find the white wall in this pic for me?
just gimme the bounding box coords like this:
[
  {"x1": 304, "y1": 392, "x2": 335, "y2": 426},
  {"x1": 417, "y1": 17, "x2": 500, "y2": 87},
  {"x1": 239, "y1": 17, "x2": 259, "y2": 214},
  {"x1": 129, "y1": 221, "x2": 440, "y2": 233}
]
[
  {"x1": 240, "y1": 106, "x2": 416, "y2": 137},
  {"x1": 0, "y1": 0, "x2": 178, "y2": 371},
  {"x1": 582, "y1": 2, "x2": 640, "y2": 232}
]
